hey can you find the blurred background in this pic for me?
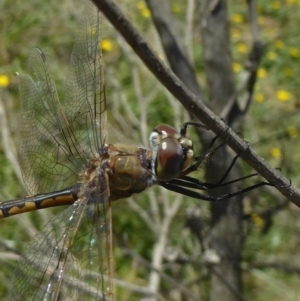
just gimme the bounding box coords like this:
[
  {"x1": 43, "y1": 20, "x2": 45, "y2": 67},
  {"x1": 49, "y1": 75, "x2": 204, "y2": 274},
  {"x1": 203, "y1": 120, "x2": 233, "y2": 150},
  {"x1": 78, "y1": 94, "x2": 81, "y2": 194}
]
[{"x1": 0, "y1": 0, "x2": 300, "y2": 300}]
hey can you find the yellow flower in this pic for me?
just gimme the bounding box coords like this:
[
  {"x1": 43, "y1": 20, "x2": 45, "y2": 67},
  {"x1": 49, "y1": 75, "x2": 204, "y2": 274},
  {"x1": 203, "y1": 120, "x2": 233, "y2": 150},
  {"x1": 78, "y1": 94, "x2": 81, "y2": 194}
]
[
  {"x1": 270, "y1": 147, "x2": 281, "y2": 158},
  {"x1": 237, "y1": 43, "x2": 248, "y2": 54},
  {"x1": 283, "y1": 68, "x2": 293, "y2": 77},
  {"x1": 289, "y1": 47, "x2": 299, "y2": 58},
  {"x1": 257, "y1": 68, "x2": 267, "y2": 78},
  {"x1": 141, "y1": 8, "x2": 151, "y2": 18},
  {"x1": 254, "y1": 93, "x2": 265, "y2": 103},
  {"x1": 0, "y1": 75, "x2": 9, "y2": 87},
  {"x1": 275, "y1": 39, "x2": 283, "y2": 49},
  {"x1": 276, "y1": 90, "x2": 291, "y2": 102},
  {"x1": 136, "y1": 1, "x2": 151, "y2": 17},
  {"x1": 266, "y1": 27, "x2": 276, "y2": 35},
  {"x1": 232, "y1": 62, "x2": 242, "y2": 73},
  {"x1": 287, "y1": 126, "x2": 298, "y2": 138},
  {"x1": 257, "y1": 16, "x2": 265, "y2": 25},
  {"x1": 231, "y1": 14, "x2": 243, "y2": 23},
  {"x1": 271, "y1": 1, "x2": 280, "y2": 9},
  {"x1": 136, "y1": 1, "x2": 146, "y2": 10},
  {"x1": 101, "y1": 39, "x2": 113, "y2": 52},
  {"x1": 251, "y1": 213, "x2": 265, "y2": 228},
  {"x1": 231, "y1": 29, "x2": 241, "y2": 39},
  {"x1": 172, "y1": 4, "x2": 181, "y2": 13},
  {"x1": 266, "y1": 51, "x2": 277, "y2": 60}
]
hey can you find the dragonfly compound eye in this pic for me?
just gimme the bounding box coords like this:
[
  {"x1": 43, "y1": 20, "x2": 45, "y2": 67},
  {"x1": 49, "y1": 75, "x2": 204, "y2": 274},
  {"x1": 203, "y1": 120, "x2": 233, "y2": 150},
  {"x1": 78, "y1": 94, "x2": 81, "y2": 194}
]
[
  {"x1": 149, "y1": 124, "x2": 195, "y2": 181},
  {"x1": 154, "y1": 124, "x2": 181, "y2": 140},
  {"x1": 155, "y1": 136, "x2": 184, "y2": 181}
]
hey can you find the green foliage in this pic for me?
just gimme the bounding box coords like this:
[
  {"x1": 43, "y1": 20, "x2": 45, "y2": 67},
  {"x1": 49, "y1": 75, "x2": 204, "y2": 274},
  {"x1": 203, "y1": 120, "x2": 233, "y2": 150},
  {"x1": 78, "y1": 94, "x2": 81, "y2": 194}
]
[{"x1": 0, "y1": 0, "x2": 299, "y2": 300}]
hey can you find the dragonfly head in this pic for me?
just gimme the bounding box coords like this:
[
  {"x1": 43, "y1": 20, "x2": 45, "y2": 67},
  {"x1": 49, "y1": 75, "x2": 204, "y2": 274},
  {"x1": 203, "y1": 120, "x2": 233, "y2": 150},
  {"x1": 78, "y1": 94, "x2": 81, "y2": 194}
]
[{"x1": 149, "y1": 124, "x2": 194, "y2": 181}]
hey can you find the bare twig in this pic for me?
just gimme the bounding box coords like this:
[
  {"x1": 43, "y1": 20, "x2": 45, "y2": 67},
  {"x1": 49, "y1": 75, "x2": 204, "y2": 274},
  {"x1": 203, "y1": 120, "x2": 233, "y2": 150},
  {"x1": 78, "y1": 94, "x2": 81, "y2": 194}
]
[
  {"x1": 92, "y1": 0, "x2": 300, "y2": 207},
  {"x1": 221, "y1": 0, "x2": 264, "y2": 122},
  {"x1": 185, "y1": 0, "x2": 196, "y2": 62},
  {"x1": 0, "y1": 94, "x2": 26, "y2": 192},
  {"x1": 249, "y1": 262, "x2": 300, "y2": 275},
  {"x1": 122, "y1": 247, "x2": 201, "y2": 301},
  {"x1": 148, "y1": 193, "x2": 182, "y2": 299}
]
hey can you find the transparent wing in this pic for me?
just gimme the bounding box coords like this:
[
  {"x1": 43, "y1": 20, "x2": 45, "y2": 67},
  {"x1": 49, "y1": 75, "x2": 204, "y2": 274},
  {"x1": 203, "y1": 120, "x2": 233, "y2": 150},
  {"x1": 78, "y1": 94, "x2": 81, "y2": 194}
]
[
  {"x1": 64, "y1": 2, "x2": 106, "y2": 154},
  {"x1": 17, "y1": 2, "x2": 105, "y2": 194},
  {"x1": 9, "y1": 189, "x2": 113, "y2": 301}
]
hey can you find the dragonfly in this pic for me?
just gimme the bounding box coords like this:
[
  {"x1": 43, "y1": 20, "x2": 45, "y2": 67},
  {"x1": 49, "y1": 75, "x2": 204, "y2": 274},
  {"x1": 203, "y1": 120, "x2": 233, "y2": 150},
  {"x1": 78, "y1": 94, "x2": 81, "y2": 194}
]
[{"x1": 0, "y1": 2, "x2": 272, "y2": 301}]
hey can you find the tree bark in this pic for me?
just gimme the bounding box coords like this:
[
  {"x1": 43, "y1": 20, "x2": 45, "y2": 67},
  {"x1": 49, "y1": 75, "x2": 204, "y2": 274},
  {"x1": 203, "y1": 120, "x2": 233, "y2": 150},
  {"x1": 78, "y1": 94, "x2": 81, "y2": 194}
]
[
  {"x1": 199, "y1": 1, "x2": 244, "y2": 301},
  {"x1": 147, "y1": 0, "x2": 244, "y2": 300}
]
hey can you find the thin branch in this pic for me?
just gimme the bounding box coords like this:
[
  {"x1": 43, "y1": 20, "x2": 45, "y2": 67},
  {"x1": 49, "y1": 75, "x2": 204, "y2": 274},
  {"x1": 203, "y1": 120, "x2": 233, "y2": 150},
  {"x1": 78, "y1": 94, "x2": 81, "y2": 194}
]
[
  {"x1": 247, "y1": 0, "x2": 260, "y2": 42},
  {"x1": 148, "y1": 193, "x2": 182, "y2": 298},
  {"x1": 127, "y1": 197, "x2": 156, "y2": 232},
  {"x1": 185, "y1": 0, "x2": 196, "y2": 62},
  {"x1": 92, "y1": 0, "x2": 300, "y2": 207},
  {"x1": 249, "y1": 262, "x2": 300, "y2": 275},
  {"x1": 145, "y1": 0, "x2": 202, "y2": 98},
  {"x1": 122, "y1": 247, "x2": 201, "y2": 301},
  {"x1": 0, "y1": 94, "x2": 26, "y2": 192},
  {"x1": 210, "y1": 266, "x2": 247, "y2": 301}
]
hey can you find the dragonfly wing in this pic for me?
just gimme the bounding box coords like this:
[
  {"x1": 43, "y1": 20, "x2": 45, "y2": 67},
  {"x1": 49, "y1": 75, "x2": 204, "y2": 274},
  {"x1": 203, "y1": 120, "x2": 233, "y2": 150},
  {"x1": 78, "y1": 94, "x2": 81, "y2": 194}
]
[
  {"x1": 9, "y1": 191, "x2": 113, "y2": 300},
  {"x1": 17, "y1": 2, "x2": 105, "y2": 195},
  {"x1": 13, "y1": 3, "x2": 113, "y2": 300},
  {"x1": 17, "y1": 49, "x2": 81, "y2": 194},
  {"x1": 63, "y1": 2, "x2": 107, "y2": 157}
]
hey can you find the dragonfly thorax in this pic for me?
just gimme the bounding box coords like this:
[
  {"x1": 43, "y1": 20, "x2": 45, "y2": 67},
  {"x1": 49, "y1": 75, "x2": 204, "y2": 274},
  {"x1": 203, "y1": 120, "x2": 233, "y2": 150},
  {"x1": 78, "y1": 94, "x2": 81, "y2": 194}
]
[
  {"x1": 104, "y1": 144, "x2": 155, "y2": 201},
  {"x1": 149, "y1": 124, "x2": 194, "y2": 181}
]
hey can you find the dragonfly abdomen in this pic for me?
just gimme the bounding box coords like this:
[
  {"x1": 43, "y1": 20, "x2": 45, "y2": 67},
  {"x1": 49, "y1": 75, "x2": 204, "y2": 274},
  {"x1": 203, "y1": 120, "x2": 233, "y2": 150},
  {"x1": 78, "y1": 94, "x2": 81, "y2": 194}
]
[{"x1": 0, "y1": 185, "x2": 80, "y2": 218}]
